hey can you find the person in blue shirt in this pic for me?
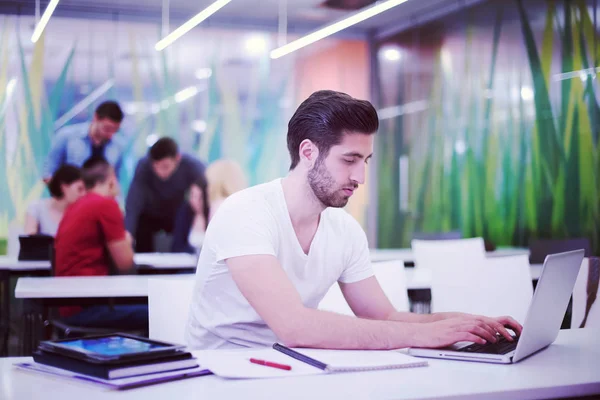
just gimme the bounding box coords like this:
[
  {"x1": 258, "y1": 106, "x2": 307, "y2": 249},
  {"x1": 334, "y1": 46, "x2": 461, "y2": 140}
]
[{"x1": 43, "y1": 101, "x2": 126, "y2": 182}]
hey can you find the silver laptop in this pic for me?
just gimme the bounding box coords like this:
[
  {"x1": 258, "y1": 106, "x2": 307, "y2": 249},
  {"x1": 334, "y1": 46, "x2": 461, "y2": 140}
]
[{"x1": 408, "y1": 249, "x2": 585, "y2": 364}]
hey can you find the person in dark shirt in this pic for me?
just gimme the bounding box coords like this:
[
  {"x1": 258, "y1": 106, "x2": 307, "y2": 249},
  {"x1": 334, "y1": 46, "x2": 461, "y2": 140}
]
[{"x1": 125, "y1": 137, "x2": 207, "y2": 253}]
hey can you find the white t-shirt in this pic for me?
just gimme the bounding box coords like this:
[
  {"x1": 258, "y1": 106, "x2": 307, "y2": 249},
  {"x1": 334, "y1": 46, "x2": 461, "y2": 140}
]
[{"x1": 185, "y1": 178, "x2": 373, "y2": 349}]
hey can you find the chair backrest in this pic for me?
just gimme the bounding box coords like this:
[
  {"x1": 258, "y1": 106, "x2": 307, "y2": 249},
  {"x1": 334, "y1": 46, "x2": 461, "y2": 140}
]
[
  {"x1": 148, "y1": 277, "x2": 196, "y2": 344},
  {"x1": 318, "y1": 260, "x2": 409, "y2": 315},
  {"x1": 431, "y1": 255, "x2": 533, "y2": 323},
  {"x1": 528, "y1": 238, "x2": 591, "y2": 264},
  {"x1": 18, "y1": 234, "x2": 54, "y2": 261},
  {"x1": 412, "y1": 231, "x2": 462, "y2": 241},
  {"x1": 572, "y1": 257, "x2": 600, "y2": 329},
  {"x1": 411, "y1": 237, "x2": 487, "y2": 271}
]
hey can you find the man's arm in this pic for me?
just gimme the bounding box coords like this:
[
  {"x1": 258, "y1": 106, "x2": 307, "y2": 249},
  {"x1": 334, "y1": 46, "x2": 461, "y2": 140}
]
[
  {"x1": 107, "y1": 232, "x2": 134, "y2": 272},
  {"x1": 100, "y1": 200, "x2": 134, "y2": 272},
  {"x1": 43, "y1": 129, "x2": 68, "y2": 180},
  {"x1": 124, "y1": 160, "x2": 147, "y2": 235},
  {"x1": 228, "y1": 255, "x2": 509, "y2": 350},
  {"x1": 340, "y1": 277, "x2": 522, "y2": 339}
]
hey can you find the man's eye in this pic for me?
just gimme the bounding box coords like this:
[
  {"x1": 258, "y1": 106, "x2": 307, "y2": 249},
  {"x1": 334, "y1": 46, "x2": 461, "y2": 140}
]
[{"x1": 343, "y1": 159, "x2": 355, "y2": 164}]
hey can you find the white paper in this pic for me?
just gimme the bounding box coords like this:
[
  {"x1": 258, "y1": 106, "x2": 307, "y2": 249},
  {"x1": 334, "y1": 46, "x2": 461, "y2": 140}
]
[
  {"x1": 195, "y1": 348, "x2": 323, "y2": 379},
  {"x1": 296, "y1": 349, "x2": 427, "y2": 371}
]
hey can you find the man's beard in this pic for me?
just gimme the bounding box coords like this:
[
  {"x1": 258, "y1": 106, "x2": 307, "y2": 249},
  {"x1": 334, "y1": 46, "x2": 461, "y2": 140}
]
[{"x1": 307, "y1": 157, "x2": 356, "y2": 208}]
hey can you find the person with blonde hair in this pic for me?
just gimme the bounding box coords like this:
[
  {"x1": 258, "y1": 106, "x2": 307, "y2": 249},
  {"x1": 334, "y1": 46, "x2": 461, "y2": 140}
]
[
  {"x1": 205, "y1": 159, "x2": 248, "y2": 220},
  {"x1": 172, "y1": 159, "x2": 247, "y2": 253}
]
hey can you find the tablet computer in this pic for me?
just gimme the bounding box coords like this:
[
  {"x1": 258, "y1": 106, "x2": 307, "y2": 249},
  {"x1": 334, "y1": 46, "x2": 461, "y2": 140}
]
[{"x1": 38, "y1": 333, "x2": 185, "y2": 363}]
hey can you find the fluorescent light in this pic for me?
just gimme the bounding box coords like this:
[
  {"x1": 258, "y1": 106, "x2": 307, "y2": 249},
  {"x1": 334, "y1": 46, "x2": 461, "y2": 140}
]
[
  {"x1": 174, "y1": 87, "x2": 199, "y2": 103},
  {"x1": 382, "y1": 48, "x2": 401, "y2": 61},
  {"x1": 31, "y1": 0, "x2": 60, "y2": 43},
  {"x1": 155, "y1": 0, "x2": 231, "y2": 51},
  {"x1": 553, "y1": 66, "x2": 600, "y2": 81},
  {"x1": 454, "y1": 140, "x2": 467, "y2": 155},
  {"x1": 270, "y1": 0, "x2": 410, "y2": 59},
  {"x1": 54, "y1": 79, "x2": 114, "y2": 129},
  {"x1": 195, "y1": 68, "x2": 213, "y2": 80},
  {"x1": 378, "y1": 100, "x2": 429, "y2": 120},
  {"x1": 191, "y1": 119, "x2": 207, "y2": 133},
  {"x1": 146, "y1": 133, "x2": 159, "y2": 147},
  {"x1": 6, "y1": 78, "x2": 17, "y2": 97},
  {"x1": 245, "y1": 35, "x2": 268, "y2": 55},
  {"x1": 520, "y1": 86, "x2": 534, "y2": 101}
]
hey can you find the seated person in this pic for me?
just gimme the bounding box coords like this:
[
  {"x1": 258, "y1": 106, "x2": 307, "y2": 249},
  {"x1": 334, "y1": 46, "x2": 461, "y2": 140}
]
[
  {"x1": 24, "y1": 165, "x2": 85, "y2": 236},
  {"x1": 125, "y1": 137, "x2": 207, "y2": 253},
  {"x1": 172, "y1": 159, "x2": 247, "y2": 253},
  {"x1": 54, "y1": 156, "x2": 147, "y2": 330},
  {"x1": 185, "y1": 90, "x2": 522, "y2": 350}
]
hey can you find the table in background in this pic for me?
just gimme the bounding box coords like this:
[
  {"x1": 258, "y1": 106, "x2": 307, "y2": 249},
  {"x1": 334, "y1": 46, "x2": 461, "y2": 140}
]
[
  {"x1": 0, "y1": 253, "x2": 197, "y2": 356},
  {"x1": 1, "y1": 329, "x2": 598, "y2": 400},
  {"x1": 369, "y1": 247, "x2": 530, "y2": 263}
]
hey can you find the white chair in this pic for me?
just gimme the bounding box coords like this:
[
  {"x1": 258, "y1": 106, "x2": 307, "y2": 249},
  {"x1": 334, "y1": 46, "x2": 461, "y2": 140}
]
[
  {"x1": 572, "y1": 258, "x2": 600, "y2": 329},
  {"x1": 148, "y1": 277, "x2": 196, "y2": 344},
  {"x1": 411, "y1": 237, "x2": 487, "y2": 271},
  {"x1": 430, "y1": 255, "x2": 533, "y2": 324},
  {"x1": 318, "y1": 260, "x2": 409, "y2": 315}
]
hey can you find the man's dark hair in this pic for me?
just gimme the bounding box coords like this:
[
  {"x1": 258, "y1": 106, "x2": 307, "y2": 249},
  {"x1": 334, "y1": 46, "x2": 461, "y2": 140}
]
[
  {"x1": 48, "y1": 164, "x2": 81, "y2": 198},
  {"x1": 81, "y1": 156, "x2": 113, "y2": 189},
  {"x1": 95, "y1": 100, "x2": 124, "y2": 123},
  {"x1": 287, "y1": 90, "x2": 379, "y2": 169},
  {"x1": 149, "y1": 137, "x2": 179, "y2": 161}
]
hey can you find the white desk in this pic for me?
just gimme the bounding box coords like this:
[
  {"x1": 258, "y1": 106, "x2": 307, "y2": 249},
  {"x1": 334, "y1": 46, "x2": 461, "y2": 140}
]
[
  {"x1": 404, "y1": 264, "x2": 543, "y2": 290},
  {"x1": 15, "y1": 263, "x2": 543, "y2": 298},
  {"x1": 14, "y1": 275, "x2": 191, "y2": 299},
  {"x1": 2, "y1": 249, "x2": 528, "y2": 271},
  {"x1": 369, "y1": 247, "x2": 530, "y2": 263},
  {"x1": 1, "y1": 329, "x2": 599, "y2": 400},
  {"x1": 0, "y1": 253, "x2": 198, "y2": 272}
]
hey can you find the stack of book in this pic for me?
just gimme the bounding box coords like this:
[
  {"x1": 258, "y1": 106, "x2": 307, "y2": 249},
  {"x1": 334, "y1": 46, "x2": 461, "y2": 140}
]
[{"x1": 15, "y1": 333, "x2": 210, "y2": 390}]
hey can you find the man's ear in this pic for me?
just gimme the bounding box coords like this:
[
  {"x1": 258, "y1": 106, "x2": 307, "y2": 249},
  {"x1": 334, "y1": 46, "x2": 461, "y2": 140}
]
[{"x1": 298, "y1": 139, "x2": 319, "y2": 167}]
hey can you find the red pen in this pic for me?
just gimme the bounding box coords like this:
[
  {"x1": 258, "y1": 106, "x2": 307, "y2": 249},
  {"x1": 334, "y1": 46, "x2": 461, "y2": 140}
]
[{"x1": 250, "y1": 358, "x2": 292, "y2": 371}]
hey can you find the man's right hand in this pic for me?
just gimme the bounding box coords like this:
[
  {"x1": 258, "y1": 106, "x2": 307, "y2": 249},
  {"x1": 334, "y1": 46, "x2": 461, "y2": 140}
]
[{"x1": 411, "y1": 316, "x2": 507, "y2": 348}]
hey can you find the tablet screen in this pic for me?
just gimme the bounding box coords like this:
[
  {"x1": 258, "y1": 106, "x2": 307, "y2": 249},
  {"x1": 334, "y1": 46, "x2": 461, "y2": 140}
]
[{"x1": 58, "y1": 336, "x2": 170, "y2": 356}]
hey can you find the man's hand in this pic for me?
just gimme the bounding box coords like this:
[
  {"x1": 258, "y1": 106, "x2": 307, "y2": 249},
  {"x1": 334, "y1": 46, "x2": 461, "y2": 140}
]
[
  {"x1": 433, "y1": 313, "x2": 522, "y2": 337},
  {"x1": 412, "y1": 315, "x2": 523, "y2": 348}
]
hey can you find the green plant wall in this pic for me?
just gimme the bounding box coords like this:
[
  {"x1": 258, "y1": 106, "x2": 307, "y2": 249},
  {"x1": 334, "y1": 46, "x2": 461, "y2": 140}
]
[{"x1": 376, "y1": 0, "x2": 599, "y2": 253}]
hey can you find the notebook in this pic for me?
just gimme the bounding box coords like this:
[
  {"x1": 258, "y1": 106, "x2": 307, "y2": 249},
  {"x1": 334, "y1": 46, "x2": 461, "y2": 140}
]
[
  {"x1": 14, "y1": 362, "x2": 211, "y2": 390},
  {"x1": 33, "y1": 350, "x2": 198, "y2": 380},
  {"x1": 197, "y1": 343, "x2": 427, "y2": 379}
]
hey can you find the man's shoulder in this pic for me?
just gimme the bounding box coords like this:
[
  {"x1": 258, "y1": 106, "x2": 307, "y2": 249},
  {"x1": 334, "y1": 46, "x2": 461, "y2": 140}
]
[
  {"x1": 214, "y1": 180, "x2": 280, "y2": 217},
  {"x1": 110, "y1": 133, "x2": 129, "y2": 148},
  {"x1": 55, "y1": 123, "x2": 88, "y2": 139},
  {"x1": 75, "y1": 194, "x2": 119, "y2": 213},
  {"x1": 180, "y1": 153, "x2": 206, "y2": 170}
]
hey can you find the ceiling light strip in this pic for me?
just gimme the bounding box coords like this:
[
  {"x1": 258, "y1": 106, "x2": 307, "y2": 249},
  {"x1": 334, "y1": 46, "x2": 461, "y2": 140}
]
[
  {"x1": 270, "y1": 0, "x2": 409, "y2": 59},
  {"x1": 155, "y1": 0, "x2": 231, "y2": 51}
]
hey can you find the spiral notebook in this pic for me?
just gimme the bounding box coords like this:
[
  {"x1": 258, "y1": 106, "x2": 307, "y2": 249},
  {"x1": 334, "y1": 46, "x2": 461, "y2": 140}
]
[{"x1": 197, "y1": 344, "x2": 427, "y2": 379}]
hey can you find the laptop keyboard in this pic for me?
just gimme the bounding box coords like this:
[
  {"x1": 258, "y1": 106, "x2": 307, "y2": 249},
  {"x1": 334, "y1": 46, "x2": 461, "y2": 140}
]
[{"x1": 457, "y1": 336, "x2": 519, "y2": 355}]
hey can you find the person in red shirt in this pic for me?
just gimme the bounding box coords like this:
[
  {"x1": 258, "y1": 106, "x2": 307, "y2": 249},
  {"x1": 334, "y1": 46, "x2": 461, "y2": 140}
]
[{"x1": 54, "y1": 156, "x2": 147, "y2": 330}]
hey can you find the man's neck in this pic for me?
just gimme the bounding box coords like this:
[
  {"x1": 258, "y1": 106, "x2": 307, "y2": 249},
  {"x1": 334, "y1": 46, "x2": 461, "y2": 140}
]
[
  {"x1": 89, "y1": 186, "x2": 111, "y2": 198},
  {"x1": 281, "y1": 171, "x2": 325, "y2": 228},
  {"x1": 88, "y1": 124, "x2": 104, "y2": 146}
]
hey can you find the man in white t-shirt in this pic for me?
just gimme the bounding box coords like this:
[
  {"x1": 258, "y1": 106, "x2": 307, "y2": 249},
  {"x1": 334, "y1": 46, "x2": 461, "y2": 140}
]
[{"x1": 186, "y1": 90, "x2": 522, "y2": 350}]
